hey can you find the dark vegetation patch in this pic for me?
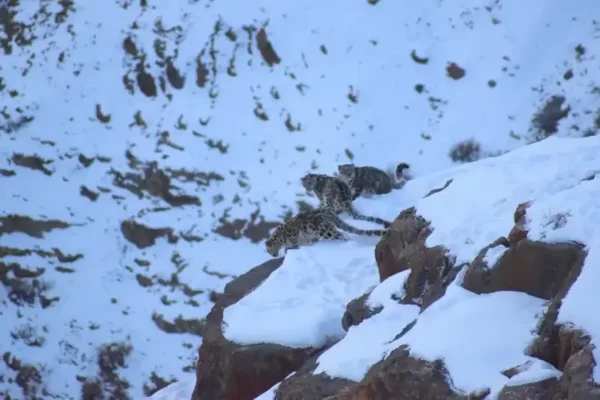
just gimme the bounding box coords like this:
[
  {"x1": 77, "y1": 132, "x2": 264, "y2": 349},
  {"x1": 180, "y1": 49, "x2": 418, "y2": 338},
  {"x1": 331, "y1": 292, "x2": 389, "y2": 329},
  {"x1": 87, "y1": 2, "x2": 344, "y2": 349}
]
[
  {"x1": 2, "y1": 352, "x2": 46, "y2": 399},
  {"x1": 11, "y1": 153, "x2": 54, "y2": 175},
  {"x1": 0, "y1": 215, "x2": 72, "y2": 238},
  {"x1": 448, "y1": 139, "x2": 482, "y2": 163},
  {"x1": 529, "y1": 95, "x2": 570, "y2": 142},
  {"x1": 120, "y1": 219, "x2": 178, "y2": 249},
  {"x1": 152, "y1": 314, "x2": 205, "y2": 336},
  {"x1": 214, "y1": 208, "x2": 280, "y2": 243},
  {"x1": 79, "y1": 341, "x2": 133, "y2": 400}
]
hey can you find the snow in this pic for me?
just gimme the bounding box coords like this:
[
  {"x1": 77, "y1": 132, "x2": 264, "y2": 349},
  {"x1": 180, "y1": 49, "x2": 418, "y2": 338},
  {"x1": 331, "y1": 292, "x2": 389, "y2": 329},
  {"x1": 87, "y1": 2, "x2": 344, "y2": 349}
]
[
  {"x1": 411, "y1": 135, "x2": 600, "y2": 266},
  {"x1": 504, "y1": 359, "x2": 561, "y2": 387},
  {"x1": 2, "y1": 0, "x2": 600, "y2": 397},
  {"x1": 313, "y1": 270, "x2": 420, "y2": 382},
  {"x1": 223, "y1": 241, "x2": 380, "y2": 348},
  {"x1": 483, "y1": 245, "x2": 508, "y2": 268},
  {"x1": 385, "y1": 283, "x2": 547, "y2": 398},
  {"x1": 147, "y1": 378, "x2": 196, "y2": 400}
]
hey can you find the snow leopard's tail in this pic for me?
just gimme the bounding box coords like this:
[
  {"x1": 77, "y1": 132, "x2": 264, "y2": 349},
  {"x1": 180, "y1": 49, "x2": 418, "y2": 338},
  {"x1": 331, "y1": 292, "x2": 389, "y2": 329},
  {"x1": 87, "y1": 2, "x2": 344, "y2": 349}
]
[
  {"x1": 394, "y1": 162, "x2": 410, "y2": 183},
  {"x1": 346, "y1": 208, "x2": 392, "y2": 229},
  {"x1": 334, "y1": 214, "x2": 388, "y2": 236}
]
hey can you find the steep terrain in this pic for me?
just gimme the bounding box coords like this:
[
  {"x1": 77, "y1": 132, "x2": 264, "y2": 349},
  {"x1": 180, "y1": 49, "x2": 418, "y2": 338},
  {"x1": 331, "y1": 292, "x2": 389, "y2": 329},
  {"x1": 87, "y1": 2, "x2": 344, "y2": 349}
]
[
  {"x1": 187, "y1": 135, "x2": 600, "y2": 400},
  {"x1": 1, "y1": 0, "x2": 600, "y2": 398}
]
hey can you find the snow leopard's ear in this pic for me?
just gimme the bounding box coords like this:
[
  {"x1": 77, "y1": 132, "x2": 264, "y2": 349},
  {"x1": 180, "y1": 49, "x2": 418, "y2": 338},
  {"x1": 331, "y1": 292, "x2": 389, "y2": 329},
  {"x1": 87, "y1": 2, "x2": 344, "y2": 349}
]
[{"x1": 338, "y1": 164, "x2": 354, "y2": 176}]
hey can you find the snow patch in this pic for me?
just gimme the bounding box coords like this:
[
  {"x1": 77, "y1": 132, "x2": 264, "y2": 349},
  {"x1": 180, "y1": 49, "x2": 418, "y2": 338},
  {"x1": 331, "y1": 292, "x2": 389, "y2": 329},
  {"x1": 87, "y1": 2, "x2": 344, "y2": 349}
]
[
  {"x1": 222, "y1": 241, "x2": 380, "y2": 348},
  {"x1": 504, "y1": 359, "x2": 561, "y2": 388},
  {"x1": 484, "y1": 245, "x2": 508, "y2": 268},
  {"x1": 314, "y1": 270, "x2": 419, "y2": 382}
]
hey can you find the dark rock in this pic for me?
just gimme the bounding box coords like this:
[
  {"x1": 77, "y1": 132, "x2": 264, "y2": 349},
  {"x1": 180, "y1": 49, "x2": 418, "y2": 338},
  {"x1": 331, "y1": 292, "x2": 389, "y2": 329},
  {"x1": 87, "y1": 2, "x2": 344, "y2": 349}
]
[
  {"x1": 558, "y1": 333, "x2": 600, "y2": 399},
  {"x1": 446, "y1": 62, "x2": 466, "y2": 80},
  {"x1": 424, "y1": 179, "x2": 453, "y2": 198},
  {"x1": 374, "y1": 207, "x2": 433, "y2": 281},
  {"x1": 462, "y1": 239, "x2": 585, "y2": 300},
  {"x1": 256, "y1": 28, "x2": 281, "y2": 67},
  {"x1": 531, "y1": 95, "x2": 570, "y2": 141},
  {"x1": 193, "y1": 257, "x2": 320, "y2": 400},
  {"x1": 275, "y1": 355, "x2": 355, "y2": 400},
  {"x1": 341, "y1": 292, "x2": 381, "y2": 332}
]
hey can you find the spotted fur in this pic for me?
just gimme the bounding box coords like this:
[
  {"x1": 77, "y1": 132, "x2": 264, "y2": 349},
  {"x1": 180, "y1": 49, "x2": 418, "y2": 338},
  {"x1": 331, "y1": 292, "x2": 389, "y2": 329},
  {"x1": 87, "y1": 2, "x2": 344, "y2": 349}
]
[
  {"x1": 338, "y1": 162, "x2": 410, "y2": 199},
  {"x1": 265, "y1": 209, "x2": 387, "y2": 257},
  {"x1": 300, "y1": 173, "x2": 392, "y2": 227}
]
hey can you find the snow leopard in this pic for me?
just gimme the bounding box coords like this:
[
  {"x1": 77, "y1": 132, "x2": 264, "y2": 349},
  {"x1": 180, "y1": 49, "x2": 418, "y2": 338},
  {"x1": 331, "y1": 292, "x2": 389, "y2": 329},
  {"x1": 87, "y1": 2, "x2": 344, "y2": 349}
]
[
  {"x1": 265, "y1": 208, "x2": 387, "y2": 257},
  {"x1": 337, "y1": 162, "x2": 411, "y2": 200},
  {"x1": 300, "y1": 173, "x2": 392, "y2": 227}
]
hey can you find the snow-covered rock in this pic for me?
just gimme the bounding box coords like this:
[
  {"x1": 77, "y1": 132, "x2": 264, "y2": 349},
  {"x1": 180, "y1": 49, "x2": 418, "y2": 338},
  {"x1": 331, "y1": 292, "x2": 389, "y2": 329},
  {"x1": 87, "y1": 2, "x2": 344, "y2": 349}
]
[{"x1": 188, "y1": 136, "x2": 600, "y2": 400}]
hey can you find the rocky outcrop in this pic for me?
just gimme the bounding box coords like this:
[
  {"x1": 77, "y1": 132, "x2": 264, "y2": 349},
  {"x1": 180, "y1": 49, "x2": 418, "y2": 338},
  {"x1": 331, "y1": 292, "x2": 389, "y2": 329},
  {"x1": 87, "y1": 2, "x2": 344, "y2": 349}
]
[
  {"x1": 193, "y1": 200, "x2": 598, "y2": 400},
  {"x1": 192, "y1": 257, "x2": 319, "y2": 400},
  {"x1": 374, "y1": 207, "x2": 455, "y2": 309}
]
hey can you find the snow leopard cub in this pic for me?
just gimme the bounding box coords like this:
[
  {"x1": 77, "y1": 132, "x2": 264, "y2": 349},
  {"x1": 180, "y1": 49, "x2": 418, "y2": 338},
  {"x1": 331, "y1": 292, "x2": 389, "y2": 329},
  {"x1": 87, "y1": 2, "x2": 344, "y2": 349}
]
[
  {"x1": 300, "y1": 173, "x2": 392, "y2": 227},
  {"x1": 338, "y1": 162, "x2": 410, "y2": 200}
]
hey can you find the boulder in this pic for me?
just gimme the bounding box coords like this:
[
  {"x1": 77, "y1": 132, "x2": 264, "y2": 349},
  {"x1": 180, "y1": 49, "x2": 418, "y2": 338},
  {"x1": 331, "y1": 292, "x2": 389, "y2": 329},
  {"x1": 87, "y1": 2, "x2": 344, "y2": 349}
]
[
  {"x1": 192, "y1": 257, "x2": 319, "y2": 400},
  {"x1": 193, "y1": 198, "x2": 599, "y2": 400},
  {"x1": 498, "y1": 378, "x2": 559, "y2": 400},
  {"x1": 341, "y1": 292, "x2": 380, "y2": 332},
  {"x1": 327, "y1": 346, "x2": 479, "y2": 400},
  {"x1": 462, "y1": 239, "x2": 586, "y2": 300}
]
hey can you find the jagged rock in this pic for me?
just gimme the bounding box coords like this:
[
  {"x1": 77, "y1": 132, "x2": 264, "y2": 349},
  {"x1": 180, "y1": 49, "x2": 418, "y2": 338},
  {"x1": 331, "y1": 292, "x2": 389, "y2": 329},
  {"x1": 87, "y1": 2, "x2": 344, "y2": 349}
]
[
  {"x1": 328, "y1": 346, "x2": 469, "y2": 400},
  {"x1": 192, "y1": 257, "x2": 318, "y2": 400},
  {"x1": 508, "y1": 201, "x2": 530, "y2": 245},
  {"x1": 275, "y1": 356, "x2": 354, "y2": 400},
  {"x1": 558, "y1": 334, "x2": 600, "y2": 399},
  {"x1": 374, "y1": 207, "x2": 455, "y2": 308},
  {"x1": 341, "y1": 292, "x2": 380, "y2": 332}
]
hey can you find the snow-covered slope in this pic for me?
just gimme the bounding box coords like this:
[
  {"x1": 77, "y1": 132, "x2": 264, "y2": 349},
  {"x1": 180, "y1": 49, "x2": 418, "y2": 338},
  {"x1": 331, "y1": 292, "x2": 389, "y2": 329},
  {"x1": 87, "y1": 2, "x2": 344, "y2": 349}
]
[
  {"x1": 1, "y1": 0, "x2": 599, "y2": 398},
  {"x1": 213, "y1": 135, "x2": 599, "y2": 399}
]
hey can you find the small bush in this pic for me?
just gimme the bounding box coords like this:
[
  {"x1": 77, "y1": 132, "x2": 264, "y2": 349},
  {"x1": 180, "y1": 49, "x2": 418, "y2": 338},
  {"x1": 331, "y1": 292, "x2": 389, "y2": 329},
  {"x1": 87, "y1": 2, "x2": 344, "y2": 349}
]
[{"x1": 448, "y1": 139, "x2": 482, "y2": 163}]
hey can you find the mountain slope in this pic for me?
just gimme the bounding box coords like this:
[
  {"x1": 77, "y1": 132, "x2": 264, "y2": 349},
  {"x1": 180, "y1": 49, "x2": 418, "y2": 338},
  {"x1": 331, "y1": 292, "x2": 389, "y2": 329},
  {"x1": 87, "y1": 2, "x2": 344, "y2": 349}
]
[
  {"x1": 1, "y1": 0, "x2": 599, "y2": 398},
  {"x1": 188, "y1": 135, "x2": 600, "y2": 400}
]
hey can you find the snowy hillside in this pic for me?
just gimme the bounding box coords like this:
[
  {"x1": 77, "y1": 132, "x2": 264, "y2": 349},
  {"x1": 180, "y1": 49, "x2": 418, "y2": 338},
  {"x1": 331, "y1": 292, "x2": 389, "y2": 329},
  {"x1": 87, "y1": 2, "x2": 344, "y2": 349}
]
[
  {"x1": 188, "y1": 135, "x2": 600, "y2": 400},
  {"x1": 1, "y1": 0, "x2": 599, "y2": 398}
]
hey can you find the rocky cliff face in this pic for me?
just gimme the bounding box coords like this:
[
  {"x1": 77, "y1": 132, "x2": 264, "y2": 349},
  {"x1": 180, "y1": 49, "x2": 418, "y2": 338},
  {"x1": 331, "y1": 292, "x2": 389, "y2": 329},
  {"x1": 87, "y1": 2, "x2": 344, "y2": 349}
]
[
  {"x1": 190, "y1": 137, "x2": 600, "y2": 400},
  {"x1": 192, "y1": 208, "x2": 596, "y2": 400}
]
